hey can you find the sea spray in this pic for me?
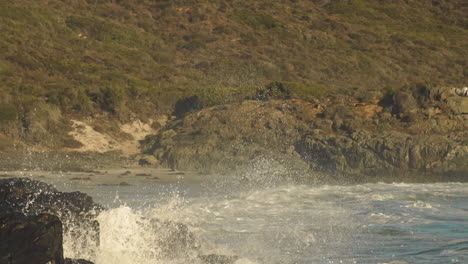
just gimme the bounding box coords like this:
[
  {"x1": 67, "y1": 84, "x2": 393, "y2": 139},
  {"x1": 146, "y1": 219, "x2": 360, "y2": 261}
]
[{"x1": 59, "y1": 180, "x2": 468, "y2": 264}]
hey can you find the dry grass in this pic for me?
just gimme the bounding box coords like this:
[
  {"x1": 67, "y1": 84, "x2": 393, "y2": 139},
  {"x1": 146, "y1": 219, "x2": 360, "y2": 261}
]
[{"x1": 0, "y1": 0, "x2": 466, "y2": 122}]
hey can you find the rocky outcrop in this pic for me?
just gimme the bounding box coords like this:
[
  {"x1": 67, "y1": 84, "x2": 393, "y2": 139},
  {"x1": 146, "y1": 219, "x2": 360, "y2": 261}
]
[
  {"x1": 0, "y1": 178, "x2": 103, "y2": 252},
  {"x1": 143, "y1": 85, "x2": 468, "y2": 182},
  {"x1": 0, "y1": 178, "x2": 101, "y2": 264},
  {"x1": 0, "y1": 178, "x2": 103, "y2": 218},
  {"x1": 142, "y1": 99, "x2": 316, "y2": 174},
  {"x1": 0, "y1": 211, "x2": 96, "y2": 264},
  {"x1": 0, "y1": 213, "x2": 64, "y2": 264},
  {"x1": 295, "y1": 131, "x2": 468, "y2": 182},
  {"x1": 0, "y1": 178, "x2": 237, "y2": 263}
]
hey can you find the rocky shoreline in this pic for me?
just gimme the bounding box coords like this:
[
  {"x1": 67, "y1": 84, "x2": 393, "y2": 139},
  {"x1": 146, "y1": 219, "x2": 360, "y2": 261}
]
[
  {"x1": 1, "y1": 85, "x2": 467, "y2": 183},
  {"x1": 0, "y1": 178, "x2": 102, "y2": 264},
  {"x1": 0, "y1": 86, "x2": 466, "y2": 263},
  {"x1": 142, "y1": 85, "x2": 468, "y2": 183},
  {"x1": 0, "y1": 178, "x2": 238, "y2": 264}
]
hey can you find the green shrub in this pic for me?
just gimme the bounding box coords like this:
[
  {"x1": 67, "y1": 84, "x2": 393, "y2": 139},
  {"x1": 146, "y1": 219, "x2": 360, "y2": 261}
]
[
  {"x1": 256, "y1": 81, "x2": 329, "y2": 101},
  {"x1": 232, "y1": 11, "x2": 280, "y2": 29},
  {"x1": 0, "y1": 104, "x2": 17, "y2": 122},
  {"x1": 198, "y1": 85, "x2": 256, "y2": 106},
  {"x1": 100, "y1": 86, "x2": 125, "y2": 114},
  {"x1": 180, "y1": 39, "x2": 206, "y2": 51},
  {"x1": 255, "y1": 81, "x2": 292, "y2": 101},
  {"x1": 73, "y1": 88, "x2": 93, "y2": 113},
  {"x1": 0, "y1": 0, "x2": 466, "y2": 121}
]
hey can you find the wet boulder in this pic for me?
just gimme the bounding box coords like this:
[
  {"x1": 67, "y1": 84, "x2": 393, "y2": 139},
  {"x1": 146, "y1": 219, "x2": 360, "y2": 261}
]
[
  {"x1": 0, "y1": 178, "x2": 103, "y2": 257},
  {"x1": 0, "y1": 178, "x2": 103, "y2": 219},
  {"x1": 0, "y1": 213, "x2": 64, "y2": 264}
]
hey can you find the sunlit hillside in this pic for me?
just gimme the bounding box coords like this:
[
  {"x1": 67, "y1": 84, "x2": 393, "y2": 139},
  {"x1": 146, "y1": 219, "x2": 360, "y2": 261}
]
[{"x1": 0, "y1": 0, "x2": 466, "y2": 146}]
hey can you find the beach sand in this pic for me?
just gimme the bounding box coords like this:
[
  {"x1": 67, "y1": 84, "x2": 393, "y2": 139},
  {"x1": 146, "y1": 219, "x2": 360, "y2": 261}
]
[{"x1": 0, "y1": 166, "x2": 210, "y2": 187}]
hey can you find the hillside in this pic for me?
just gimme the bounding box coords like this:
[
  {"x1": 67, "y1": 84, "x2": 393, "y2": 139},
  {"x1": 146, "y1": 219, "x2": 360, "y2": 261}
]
[{"x1": 0, "y1": 0, "x2": 467, "y2": 149}]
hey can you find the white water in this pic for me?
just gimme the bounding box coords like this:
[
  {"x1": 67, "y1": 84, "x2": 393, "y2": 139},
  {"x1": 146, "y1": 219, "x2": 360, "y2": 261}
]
[{"x1": 55, "y1": 180, "x2": 468, "y2": 264}]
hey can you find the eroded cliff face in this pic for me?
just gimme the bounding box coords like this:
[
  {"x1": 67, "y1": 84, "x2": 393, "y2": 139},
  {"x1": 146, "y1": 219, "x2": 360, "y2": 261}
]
[{"x1": 143, "y1": 86, "x2": 468, "y2": 182}]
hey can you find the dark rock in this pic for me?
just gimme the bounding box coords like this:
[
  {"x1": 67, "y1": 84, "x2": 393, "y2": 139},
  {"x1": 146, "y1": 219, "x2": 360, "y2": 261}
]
[
  {"x1": 173, "y1": 95, "x2": 202, "y2": 118},
  {"x1": 0, "y1": 178, "x2": 104, "y2": 219},
  {"x1": 0, "y1": 178, "x2": 103, "y2": 258},
  {"x1": 0, "y1": 213, "x2": 64, "y2": 264},
  {"x1": 382, "y1": 85, "x2": 458, "y2": 121},
  {"x1": 392, "y1": 91, "x2": 418, "y2": 121}
]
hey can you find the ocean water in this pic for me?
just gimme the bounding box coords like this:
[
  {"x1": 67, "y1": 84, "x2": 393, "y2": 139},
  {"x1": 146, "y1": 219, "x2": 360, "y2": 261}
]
[{"x1": 42, "y1": 176, "x2": 468, "y2": 264}]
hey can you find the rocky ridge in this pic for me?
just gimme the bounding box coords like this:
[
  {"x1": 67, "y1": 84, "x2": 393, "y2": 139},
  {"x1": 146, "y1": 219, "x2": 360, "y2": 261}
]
[{"x1": 143, "y1": 85, "x2": 468, "y2": 183}]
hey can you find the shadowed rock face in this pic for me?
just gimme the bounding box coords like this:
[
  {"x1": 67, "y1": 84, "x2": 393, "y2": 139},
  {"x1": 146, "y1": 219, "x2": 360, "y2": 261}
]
[
  {"x1": 0, "y1": 213, "x2": 64, "y2": 264},
  {"x1": 0, "y1": 178, "x2": 101, "y2": 264},
  {"x1": 295, "y1": 132, "x2": 468, "y2": 182}
]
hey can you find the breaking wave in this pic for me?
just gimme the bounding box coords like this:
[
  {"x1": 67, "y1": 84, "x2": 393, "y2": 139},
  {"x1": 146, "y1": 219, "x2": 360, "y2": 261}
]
[{"x1": 59, "y1": 181, "x2": 468, "y2": 264}]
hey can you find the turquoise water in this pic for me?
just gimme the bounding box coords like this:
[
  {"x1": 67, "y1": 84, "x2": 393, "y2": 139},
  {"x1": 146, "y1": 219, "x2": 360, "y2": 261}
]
[{"x1": 51, "y1": 178, "x2": 468, "y2": 264}]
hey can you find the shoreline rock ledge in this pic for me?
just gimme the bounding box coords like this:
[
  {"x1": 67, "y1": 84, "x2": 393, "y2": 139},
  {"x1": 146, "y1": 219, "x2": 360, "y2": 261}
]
[{"x1": 0, "y1": 178, "x2": 101, "y2": 264}]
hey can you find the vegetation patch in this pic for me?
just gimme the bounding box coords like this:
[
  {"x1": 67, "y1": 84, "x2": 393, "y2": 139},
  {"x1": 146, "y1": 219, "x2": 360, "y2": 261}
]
[
  {"x1": 0, "y1": 0, "x2": 465, "y2": 146},
  {"x1": 0, "y1": 104, "x2": 17, "y2": 122},
  {"x1": 256, "y1": 81, "x2": 330, "y2": 101}
]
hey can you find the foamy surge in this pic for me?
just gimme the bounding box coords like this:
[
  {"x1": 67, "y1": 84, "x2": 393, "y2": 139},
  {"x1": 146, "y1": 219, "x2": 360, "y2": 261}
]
[
  {"x1": 63, "y1": 185, "x2": 360, "y2": 264},
  {"x1": 64, "y1": 205, "x2": 234, "y2": 264},
  {"x1": 63, "y1": 201, "x2": 258, "y2": 264},
  {"x1": 61, "y1": 182, "x2": 468, "y2": 264}
]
